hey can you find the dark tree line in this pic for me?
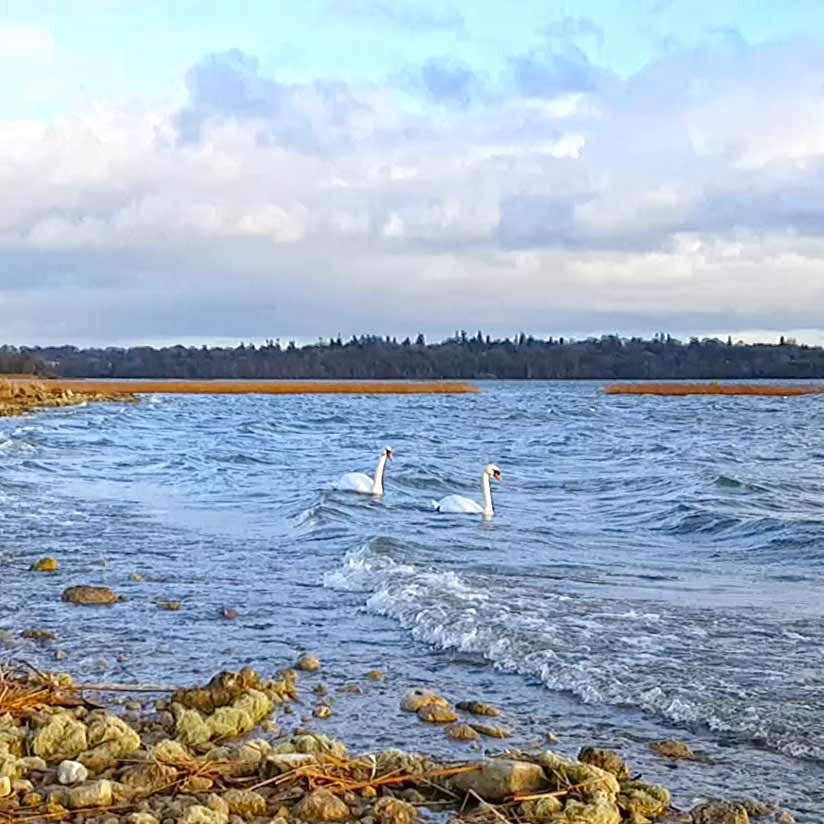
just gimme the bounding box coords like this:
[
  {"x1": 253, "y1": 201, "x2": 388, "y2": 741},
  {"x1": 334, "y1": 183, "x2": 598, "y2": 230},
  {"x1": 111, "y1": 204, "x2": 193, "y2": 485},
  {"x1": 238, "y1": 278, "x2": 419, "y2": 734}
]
[
  {"x1": 12, "y1": 333, "x2": 824, "y2": 380},
  {"x1": 0, "y1": 346, "x2": 50, "y2": 376}
]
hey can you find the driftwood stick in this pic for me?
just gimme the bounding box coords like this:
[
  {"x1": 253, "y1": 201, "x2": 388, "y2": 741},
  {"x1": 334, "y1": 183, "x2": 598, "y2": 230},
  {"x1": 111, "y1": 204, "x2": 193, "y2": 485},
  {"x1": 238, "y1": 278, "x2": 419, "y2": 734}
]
[{"x1": 73, "y1": 683, "x2": 178, "y2": 693}]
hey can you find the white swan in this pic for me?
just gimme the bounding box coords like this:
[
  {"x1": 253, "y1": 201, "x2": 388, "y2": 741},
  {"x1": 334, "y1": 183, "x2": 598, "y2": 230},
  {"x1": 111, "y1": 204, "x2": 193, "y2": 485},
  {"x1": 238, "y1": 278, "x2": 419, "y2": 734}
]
[
  {"x1": 337, "y1": 447, "x2": 393, "y2": 495},
  {"x1": 435, "y1": 464, "x2": 501, "y2": 516}
]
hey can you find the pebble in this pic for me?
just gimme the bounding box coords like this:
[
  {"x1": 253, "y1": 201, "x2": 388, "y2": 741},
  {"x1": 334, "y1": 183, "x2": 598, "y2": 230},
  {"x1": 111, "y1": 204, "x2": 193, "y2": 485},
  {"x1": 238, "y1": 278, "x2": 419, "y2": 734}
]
[
  {"x1": 31, "y1": 557, "x2": 58, "y2": 572},
  {"x1": 314, "y1": 705, "x2": 332, "y2": 719},
  {"x1": 129, "y1": 573, "x2": 145, "y2": 582},
  {"x1": 158, "y1": 601, "x2": 181, "y2": 611},
  {"x1": 295, "y1": 788, "x2": 350, "y2": 821},
  {"x1": 54, "y1": 650, "x2": 66, "y2": 660},
  {"x1": 366, "y1": 670, "x2": 385, "y2": 681},
  {"x1": 222, "y1": 607, "x2": 239, "y2": 620}
]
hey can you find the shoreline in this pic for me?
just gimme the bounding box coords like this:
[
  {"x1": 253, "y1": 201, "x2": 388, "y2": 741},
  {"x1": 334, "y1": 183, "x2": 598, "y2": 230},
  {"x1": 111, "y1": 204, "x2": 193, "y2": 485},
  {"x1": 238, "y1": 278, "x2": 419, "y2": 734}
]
[{"x1": 0, "y1": 656, "x2": 788, "y2": 824}]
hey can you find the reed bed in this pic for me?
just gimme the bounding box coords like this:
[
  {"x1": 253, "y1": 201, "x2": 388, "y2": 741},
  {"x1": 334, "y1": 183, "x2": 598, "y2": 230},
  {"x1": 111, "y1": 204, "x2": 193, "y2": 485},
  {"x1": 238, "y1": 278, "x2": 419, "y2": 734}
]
[
  {"x1": 6, "y1": 379, "x2": 478, "y2": 396},
  {"x1": 605, "y1": 383, "x2": 824, "y2": 397}
]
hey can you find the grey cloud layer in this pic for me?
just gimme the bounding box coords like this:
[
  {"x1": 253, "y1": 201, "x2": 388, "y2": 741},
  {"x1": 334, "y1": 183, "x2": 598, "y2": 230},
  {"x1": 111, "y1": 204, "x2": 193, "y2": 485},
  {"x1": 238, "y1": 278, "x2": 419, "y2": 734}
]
[{"x1": 2, "y1": 32, "x2": 824, "y2": 343}]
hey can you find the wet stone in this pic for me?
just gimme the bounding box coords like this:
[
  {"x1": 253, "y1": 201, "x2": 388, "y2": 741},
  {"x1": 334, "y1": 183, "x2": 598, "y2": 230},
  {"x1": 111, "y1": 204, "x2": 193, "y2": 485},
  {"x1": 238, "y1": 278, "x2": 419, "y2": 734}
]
[
  {"x1": 447, "y1": 723, "x2": 480, "y2": 741},
  {"x1": 31, "y1": 557, "x2": 58, "y2": 572},
  {"x1": 417, "y1": 704, "x2": 458, "y2": 724},
  {"x1": 690, "y1": 800, "x2": 750, "y2": 824},
  {"x1": 455, "y1": 701, "x2": 501, "y2": 717},
  {"x1": 650, "y1": 739, "x2": 700, "y2": 761},
  {"x1": 61, "y1": 586, "x2": 119, "y2": 606},
  {"x1": 295, "y1": 653, "x2": 321, "y2": 672}
]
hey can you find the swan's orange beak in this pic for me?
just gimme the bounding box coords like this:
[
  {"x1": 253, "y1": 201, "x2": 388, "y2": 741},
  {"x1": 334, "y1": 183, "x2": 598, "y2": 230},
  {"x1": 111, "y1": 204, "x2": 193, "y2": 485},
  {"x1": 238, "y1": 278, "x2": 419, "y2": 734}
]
[
  {"x1": 386, "y1": 450, "x2": 393, "y2": 460},
  {"x1": 493, "y1": 470, "x2": 501, "y2": 482}
]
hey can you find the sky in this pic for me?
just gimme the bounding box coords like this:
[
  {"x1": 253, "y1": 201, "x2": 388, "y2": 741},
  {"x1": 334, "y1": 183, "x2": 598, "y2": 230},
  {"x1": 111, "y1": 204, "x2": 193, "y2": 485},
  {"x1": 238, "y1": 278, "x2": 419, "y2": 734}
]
[{"x1": 3, "y1": 0, "x2": 824, "y2": 346}]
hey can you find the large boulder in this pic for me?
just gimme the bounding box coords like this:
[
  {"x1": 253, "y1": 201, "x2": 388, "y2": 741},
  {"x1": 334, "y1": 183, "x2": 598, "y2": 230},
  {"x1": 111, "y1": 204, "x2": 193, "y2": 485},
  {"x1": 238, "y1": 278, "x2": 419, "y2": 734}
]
[
  {"x1": 61, "y1": 586, "x2": 118, "y2": 606},
  {"x1": 31, "y1": 713, "x2": 88, "y2": 763},
  {"x1": 451, "y1": 759, "x2": 546, "y2": 802},
  {"x1": 78, "y1": 715, "x2": 141, "y2": 771}
]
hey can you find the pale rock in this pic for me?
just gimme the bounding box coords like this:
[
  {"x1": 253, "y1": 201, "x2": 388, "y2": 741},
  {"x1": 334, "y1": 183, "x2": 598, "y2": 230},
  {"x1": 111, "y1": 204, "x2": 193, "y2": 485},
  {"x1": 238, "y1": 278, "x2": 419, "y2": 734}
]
[
  {"x1": 451, "y1": 759, "x2": 546, "y2": 802},
  {"x1": 66, "y1": 779, "x2": 113, "y2": 809},
  {"x1": 400, "y1": 688, "x2": 448, "y2": 713},
  {"x1": 57, "y1": 759, "x2": 89, "y2": 785},
  {"x1": 0, "y1": 776, "x2": 11, "y2": 797},
  {"x1": 78, "y1": 715, "x2": 141, "y2": 771},
  {"x1": 690, "y1": 801, "x2": 750, "y2": 824},
  {"x1": 295, "y1": 653, "x2": 321, "y2": 672}
]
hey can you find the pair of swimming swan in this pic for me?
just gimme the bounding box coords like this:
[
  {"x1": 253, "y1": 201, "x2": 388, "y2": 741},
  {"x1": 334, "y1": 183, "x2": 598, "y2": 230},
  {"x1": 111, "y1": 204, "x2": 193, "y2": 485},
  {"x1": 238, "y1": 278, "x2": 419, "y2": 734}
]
[{"x1": 337, "y1": 447, "x2": 503, "y2": 517}]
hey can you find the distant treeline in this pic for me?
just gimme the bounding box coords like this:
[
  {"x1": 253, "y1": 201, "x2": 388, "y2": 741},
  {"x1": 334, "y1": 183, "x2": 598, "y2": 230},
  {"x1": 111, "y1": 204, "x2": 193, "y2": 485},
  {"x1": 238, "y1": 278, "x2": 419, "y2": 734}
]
[
  {"x1": 0, "y1": 346, "x2": 50, "y2": 376},
  {"x1": 9, "y1": 333, "x2": 824, "y2": 380}
]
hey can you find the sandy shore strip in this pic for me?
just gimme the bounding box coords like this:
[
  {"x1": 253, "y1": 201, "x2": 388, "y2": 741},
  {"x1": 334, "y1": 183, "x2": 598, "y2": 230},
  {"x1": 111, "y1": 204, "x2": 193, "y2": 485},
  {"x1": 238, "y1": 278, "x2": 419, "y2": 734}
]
[{"x1": 605, "y1": 383, "x2": 824, "y2": 397}]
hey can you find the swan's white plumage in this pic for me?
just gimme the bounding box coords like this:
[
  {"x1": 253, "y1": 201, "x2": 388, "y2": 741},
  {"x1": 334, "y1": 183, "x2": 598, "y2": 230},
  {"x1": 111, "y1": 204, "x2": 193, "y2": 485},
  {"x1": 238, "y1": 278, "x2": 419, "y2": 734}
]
[
  {"x1": 336, "y1": 448, "x2": 392, "y2": 495},
  {"x1": 435, "y1": 463, "x2": 501, "y2": 516},
  {"x1": 434, "y1": 494, "x2": 484, "y2": 514},
  {"x1": 337, "y1": 472, "x2": 375, "y2": 493}
]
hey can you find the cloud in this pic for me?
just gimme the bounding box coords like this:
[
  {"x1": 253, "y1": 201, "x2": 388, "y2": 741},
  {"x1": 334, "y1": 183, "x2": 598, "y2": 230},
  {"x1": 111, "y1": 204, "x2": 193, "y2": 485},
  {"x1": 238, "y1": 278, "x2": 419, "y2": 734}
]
[
  {"x1": 0, "y1": 21, "x2": 54, "y2": 63},
  {"x1": 325, "y1": 1, "x2": 465, "y2": 35},
  {"x1": 4, "y1": 35, "x2": 824, "y2": 343}
]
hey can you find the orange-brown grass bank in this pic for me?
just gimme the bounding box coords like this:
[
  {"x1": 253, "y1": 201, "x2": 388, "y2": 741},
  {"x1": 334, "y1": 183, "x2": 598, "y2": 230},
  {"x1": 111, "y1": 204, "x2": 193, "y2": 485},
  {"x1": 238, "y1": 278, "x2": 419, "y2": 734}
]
[{"x1": 25, "y1": 379, "x2": 478, "y2": 396}]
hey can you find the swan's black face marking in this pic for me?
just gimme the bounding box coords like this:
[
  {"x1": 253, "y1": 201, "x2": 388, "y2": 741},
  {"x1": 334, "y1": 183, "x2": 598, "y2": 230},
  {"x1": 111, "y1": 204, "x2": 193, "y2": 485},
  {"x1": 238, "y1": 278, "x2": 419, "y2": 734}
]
[
  {"x1": 385, "y1": 449, "x2": 393, "y2": 460},
  {"x1": 492, "y1": 469, "x2": 501, "y2": 481}
]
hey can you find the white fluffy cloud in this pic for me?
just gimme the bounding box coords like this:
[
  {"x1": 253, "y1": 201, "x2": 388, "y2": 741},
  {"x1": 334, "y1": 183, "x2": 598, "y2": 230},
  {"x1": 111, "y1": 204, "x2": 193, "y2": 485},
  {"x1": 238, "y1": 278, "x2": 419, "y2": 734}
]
[{"x1": 2, "y1": 34, "x2": 824, "y2": 343}]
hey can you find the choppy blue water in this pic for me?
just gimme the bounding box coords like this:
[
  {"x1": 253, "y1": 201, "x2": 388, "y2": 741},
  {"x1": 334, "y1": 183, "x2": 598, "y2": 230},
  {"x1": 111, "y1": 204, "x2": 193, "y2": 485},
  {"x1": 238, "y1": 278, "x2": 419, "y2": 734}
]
[{"x1": 2, "y1": 383, "x2": 823, "y2": 816}]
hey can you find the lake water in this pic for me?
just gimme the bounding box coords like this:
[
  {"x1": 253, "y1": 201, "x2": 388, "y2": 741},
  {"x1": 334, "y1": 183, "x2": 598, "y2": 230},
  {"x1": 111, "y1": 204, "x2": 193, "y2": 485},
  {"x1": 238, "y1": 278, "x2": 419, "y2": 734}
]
[{"x1": 1, "y1": 383, "x2": 822, "y2": 816}]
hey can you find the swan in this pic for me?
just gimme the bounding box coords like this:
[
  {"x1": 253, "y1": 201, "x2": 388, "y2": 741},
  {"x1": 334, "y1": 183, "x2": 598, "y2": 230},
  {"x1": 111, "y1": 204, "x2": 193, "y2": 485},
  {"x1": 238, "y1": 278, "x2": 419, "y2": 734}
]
[
  {"x1": 337, "y1": 447, "x2": 393, "y2": 495},
  {"x1": 435, "y1": 464, "x2": 501, "y2": 516}
]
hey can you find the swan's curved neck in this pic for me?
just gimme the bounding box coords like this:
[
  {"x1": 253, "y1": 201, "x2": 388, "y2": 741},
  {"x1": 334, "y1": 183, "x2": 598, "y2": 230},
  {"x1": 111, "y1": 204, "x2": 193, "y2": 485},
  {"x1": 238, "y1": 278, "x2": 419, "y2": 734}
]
[
  {"x1": 372, "y1": 454, "x2": 388, "y2": 494},
  {"x1": 482, "y1": 472, "x2": 493, "y2": 516}
]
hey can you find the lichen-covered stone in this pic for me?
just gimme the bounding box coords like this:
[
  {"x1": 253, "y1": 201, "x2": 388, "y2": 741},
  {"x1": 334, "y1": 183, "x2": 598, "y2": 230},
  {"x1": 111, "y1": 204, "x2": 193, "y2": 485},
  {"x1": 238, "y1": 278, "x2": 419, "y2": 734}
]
[
  {"x1": 78, "y1": 715, "x2": 141, "y2": 771},
  {"x1": 151, "y1": 738, "x2": 191, "y2": 765},
  {"x1": 451, "y1": 759, "x2": 546, "y2": 802},
  {"x1": 223, "y1": 788, "x2": 267, "y2": 819},
  {"x1": 172, "y1": 669, "x2": 261, "y2": 714},
  {"x1": 620, "y1": 780, "x2": 670, "y2": 820},
  {"x1": 0, "y1": 776, "x2": 11, "y2": 797},
  {"x1": 578, "y1": 747, "x2": 630, "y2": 781},
  {"x1": 519, "y1": 796, "x2": 564, "y2": 821},
  {"x1": 31, "y1": 712, "x2": 88, "y2": 763},
  {"x1": 690, "y1": 800, "x2": 750, "y2": 824},
  {"x1": 295, "y1": 788, "x2": 350, "y2": 821},
  {"x1": 374, "y1": 797, "x2": 417, "y2": 824},
  {"x1": 179, "y1": 804, "x2": 228, "y2": 824},
  {"x1": 119, "y1": 760, "x2": 178, "y2": 792}
]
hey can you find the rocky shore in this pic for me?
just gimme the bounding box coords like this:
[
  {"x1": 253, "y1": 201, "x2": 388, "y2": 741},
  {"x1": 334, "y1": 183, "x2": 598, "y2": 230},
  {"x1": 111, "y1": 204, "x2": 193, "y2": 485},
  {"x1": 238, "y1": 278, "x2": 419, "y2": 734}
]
[
  {"x1": 0, "y1": 380, "x2": 133, "y2": 418},
  {"x1": 0, "y1": 654, "x2": 793, "y2": 824}
]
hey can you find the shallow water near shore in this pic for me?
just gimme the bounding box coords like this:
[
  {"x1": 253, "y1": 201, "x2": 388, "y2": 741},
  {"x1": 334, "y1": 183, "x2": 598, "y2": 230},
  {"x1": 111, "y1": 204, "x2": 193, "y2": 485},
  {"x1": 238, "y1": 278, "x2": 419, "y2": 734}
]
[{"x1": 2, "y1": 382, "x2": 823, "y2": 816}]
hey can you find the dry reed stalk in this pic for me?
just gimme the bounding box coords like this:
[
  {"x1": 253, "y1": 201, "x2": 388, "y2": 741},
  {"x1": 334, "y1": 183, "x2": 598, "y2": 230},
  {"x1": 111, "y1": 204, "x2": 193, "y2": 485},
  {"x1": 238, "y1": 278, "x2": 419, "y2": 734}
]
[{"x1": 605, "y1": 383, "x2": 824, "y2": 397}]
